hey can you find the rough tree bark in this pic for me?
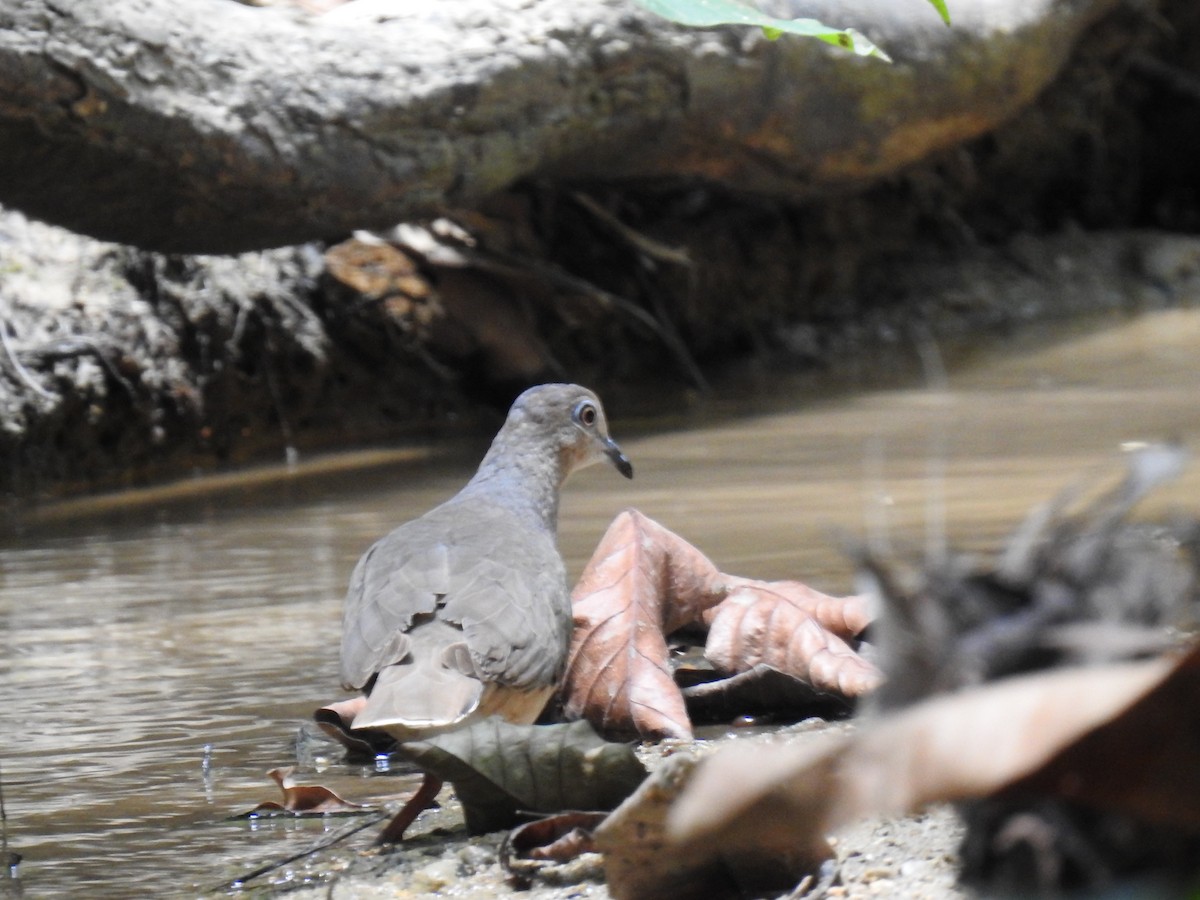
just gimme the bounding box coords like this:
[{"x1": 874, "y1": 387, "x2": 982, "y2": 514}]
[{"x1": 0, "y1": 0, "x2": 1119, "y2": 253}]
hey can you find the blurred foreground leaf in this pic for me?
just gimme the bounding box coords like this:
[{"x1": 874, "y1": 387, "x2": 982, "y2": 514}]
[{"x1": 596, "y1": 753, "x2": 831, "y2": 900}]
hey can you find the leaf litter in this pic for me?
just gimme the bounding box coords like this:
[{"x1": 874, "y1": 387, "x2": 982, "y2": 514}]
[{"x1": 279, "y1": 445, "x2": 1200, "y2": 898}]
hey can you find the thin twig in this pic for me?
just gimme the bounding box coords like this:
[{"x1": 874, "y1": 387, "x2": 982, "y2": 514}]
[
  {"x1": 0, "y1": 320, "x2": 56, "y2": 400},
  {"x1": 390, "y1": 218, "x2": 707, "y2": 388},
  {"x1": 15, "y1": 335, "x2": 138, "y2": 398},
  {"x1": 74, "y1": 337, "x2": 138, "y2": 399},
  {"x1": 464, "y1": 246, "x2": 668, "y2": 336},
  {"x1": 863, "y1": 434, "x2": 892, "y2": 557},
  {"x1": 225, "y1": 811, "x2": 387, "y2": 890},
  {"x1": 783, "y1": 858, "x2": 839, "y2": 898},
  {"x1": 569, "y1": 191, "x2": 693, "y2": 266},
  {"x1": 634, "y1": 261, "x2": 709, "y2": 391},
  {"x1": 438, "y1": 239, "x2": 709, "y2": 388},
  {"x1": 566, "y1": 196, "x2": 707, "y2": 389},
  {"x1": 262, "y1": 343, "x2": 298, "y2": 465},
  {"x1": 1, "y1": 759, "x2": 15, "y2": 886}
]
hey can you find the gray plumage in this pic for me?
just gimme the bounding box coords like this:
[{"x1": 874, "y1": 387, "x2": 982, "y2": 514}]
[{"x1": 340, "y1": 383, "x2": 632, "y2": 741}]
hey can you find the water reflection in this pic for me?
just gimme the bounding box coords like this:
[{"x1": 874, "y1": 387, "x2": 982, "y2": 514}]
[{"x1": 3, "y1": 310, "x2": 1200, "y2": 896}]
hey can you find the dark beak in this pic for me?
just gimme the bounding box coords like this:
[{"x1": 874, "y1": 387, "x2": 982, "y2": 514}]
[{"x1": 603, "y1": 437, "x2": 634, "y2": 479}]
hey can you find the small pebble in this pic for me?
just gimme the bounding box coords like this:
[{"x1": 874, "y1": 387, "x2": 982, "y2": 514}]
[
  {"x1": 457, "y1": 844, "x2": 493, "y2": 874},
  {"x1": 410, "y1": 858, "x2": 459, "y2": 892}
]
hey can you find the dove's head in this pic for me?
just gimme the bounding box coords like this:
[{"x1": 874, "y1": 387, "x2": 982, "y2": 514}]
[{"x1": 506, "y1": 383, "x2": 633, "y2": 481}]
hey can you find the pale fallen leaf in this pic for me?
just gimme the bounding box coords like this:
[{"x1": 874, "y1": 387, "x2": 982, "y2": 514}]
[
  {"x1": 1000, "y1": 643, "x2": 1200, "y2": 830},
  {"x1": 851, "y1": 446, "x2": 1200, "y2": 890}
]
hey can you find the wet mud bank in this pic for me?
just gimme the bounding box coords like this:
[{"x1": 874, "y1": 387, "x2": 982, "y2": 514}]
[{"x1": 5, "y1": 209, "x2": 1197, "y2": 504}]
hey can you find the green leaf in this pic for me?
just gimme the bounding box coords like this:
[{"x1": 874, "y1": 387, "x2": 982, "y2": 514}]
[
  {"x1": 395, "y1": 718, "x2": 649, "y2": 835},
  {"x1": 634, "y1": 0, "x2": 892, "y2": 62},
  {"x1": 926, "y1": 0, "x2": 952, "y2": 26}
]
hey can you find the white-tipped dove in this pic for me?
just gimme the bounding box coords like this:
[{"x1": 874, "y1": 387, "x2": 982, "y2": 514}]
[{"x1": 339, "y1": 384, "x2": 631, "y2": 838}]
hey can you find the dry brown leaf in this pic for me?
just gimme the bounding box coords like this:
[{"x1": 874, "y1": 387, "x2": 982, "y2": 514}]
[
  {"x1": 248, "y1": 767, "x2": 374, "y2": 816},
  {"x1": 1005, "y1": 642, "x2": 1200, "y2": 829},
  {"x1": 681, "y1": 664, "x2": 854, "y2": 722},
  {"x1": 563, "y1": 510, "x2": 730, "y2": 741},
  {"x1": 563, "y1": 510, "x2": 877, "y2": 740},
  {"x1": 500, "y1": 811, "x2": 607, "y2": 868},
  {"x1": 528, "y1": 825, "x2": 600, "y2": 861},
  {"x1": 663, "y1": 647, "x2": 1193, "y2": 869},
  {"x1": 705, "y1": 578, "x2": 873, "y2": 638},
  {"x1": 705, "y1": 588, "x2": 882, "y2": 697}
]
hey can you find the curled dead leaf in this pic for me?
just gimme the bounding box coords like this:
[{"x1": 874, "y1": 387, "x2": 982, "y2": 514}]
[
  {"x1": 563, "y1": 510, "x2": 728, "y2": 741},
  {"x1": 500, "y1": 810, "x2": 607, "y2": 878},
  {"x1": 563, "y1": 510, "x2": 877, "y2": 740},
  {"x1": 600, "y1": 448, "x2": 1200, "y2": 896},
  {"x1": 244, "y1": 767, "x2": 375, "y2": 817}
]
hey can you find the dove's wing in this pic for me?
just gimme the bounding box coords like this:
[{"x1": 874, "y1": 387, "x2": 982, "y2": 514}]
[{"x1": 339, "y1": 497, "x2": 571, "y2": 705}]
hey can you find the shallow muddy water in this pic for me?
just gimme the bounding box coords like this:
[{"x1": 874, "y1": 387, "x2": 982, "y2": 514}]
[{"x1": 3, "y1": 309, "x2": 1200, "y2": 897}]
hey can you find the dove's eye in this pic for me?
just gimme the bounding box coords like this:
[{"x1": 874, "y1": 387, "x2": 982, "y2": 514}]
[{"x1": 574, "y1": 402, "x2": 597, "y2": 427}]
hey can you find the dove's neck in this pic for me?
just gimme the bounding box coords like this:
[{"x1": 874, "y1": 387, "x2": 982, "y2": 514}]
[{"x1": 459, "y1": 428, "x2": 567, "y2": 534}]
